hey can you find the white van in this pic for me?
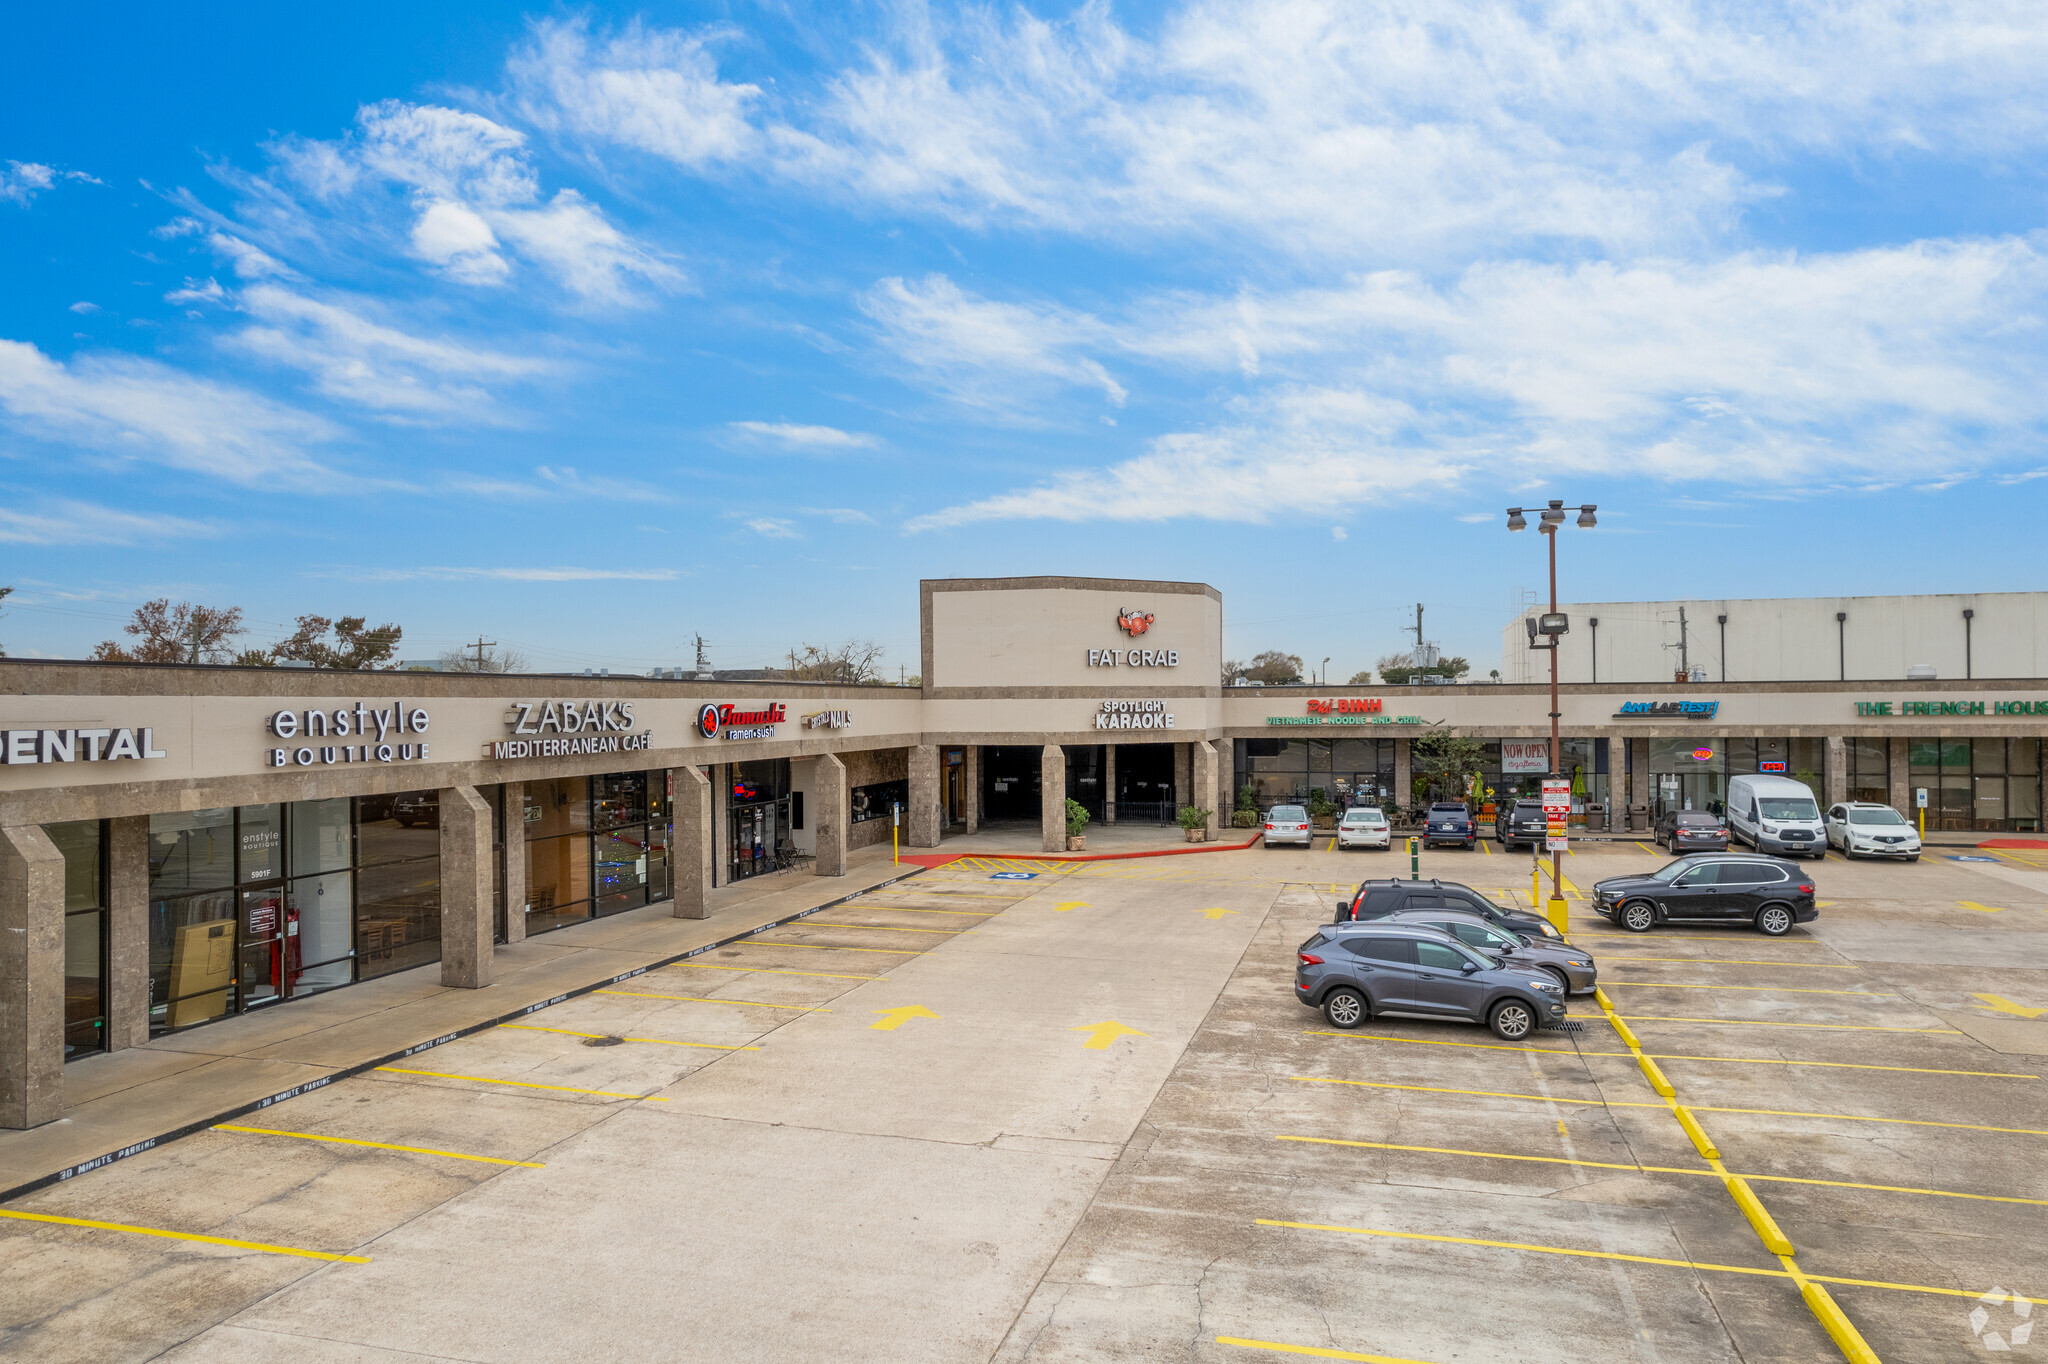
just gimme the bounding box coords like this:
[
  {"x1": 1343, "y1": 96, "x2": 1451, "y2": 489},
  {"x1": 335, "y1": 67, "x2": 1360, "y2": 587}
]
[{"x1": 1725, "y1": 774, "x2": 1826, "y2": 858}]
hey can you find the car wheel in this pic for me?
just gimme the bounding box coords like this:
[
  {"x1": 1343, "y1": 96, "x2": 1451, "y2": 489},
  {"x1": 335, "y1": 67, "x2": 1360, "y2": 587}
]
[
  {"x1": 396, "y1": 818, "x2": 412, "y2": 828},
  {"x1": 1755, "y1": 904, "x2": 1794, "y2": 936},
  {"x1": 1907, "y1": 855, "x2": 1920, "y2": 863},
  {"x1": 1542, "y1": 966, "x2": 1572, "y2": 993},
  {"x1": 1322, "y1": 988, "x2": 1369, "y2": 1030},
  {"x1": 1620, "y1": 901, "x2": 1657, "y2": 933},
  {"x1": 1489, "y1": 999, "x2": 1536, "y2": 1040}
]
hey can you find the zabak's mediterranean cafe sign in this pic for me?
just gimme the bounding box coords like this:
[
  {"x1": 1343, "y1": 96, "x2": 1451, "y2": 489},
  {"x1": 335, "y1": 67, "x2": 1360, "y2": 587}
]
[
  {"x1": 1856, "y1": 699, "x2": 2048, "y2": 716},
  {"x1": 491, "y1": 698, "x2": 653, "y2": 761}
]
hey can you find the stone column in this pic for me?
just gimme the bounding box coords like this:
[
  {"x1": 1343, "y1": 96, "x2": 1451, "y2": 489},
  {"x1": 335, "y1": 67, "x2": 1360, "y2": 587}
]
[
  {"x1": 812, "y1": 753, "x2": 849, "y2": 877},
  {"x1": 106, "y1": 815, "x2": 150, "y2": 1051},
  {"x1": 1394, "y1": 739, "x2": 1413, "y2": 822},
  {"x1": 907, "y1": 744, "x2": 942, "y2": 848},
  {"x1": 964, "y1": 746, "x2": 980, "y2": 833},
  {"x1": 1104, "y1": 745, "x2": 1117, "y2": 825},
  {"x1": 1824, "y1": 736, "x2": 1847, "y2": 806},
  {"x1": 500, "y1": 782, "x2": 528, "y2": 944},
  {"x1": 671, "y1": 764, "x2": 712, "y2": 916},
  {"x1": 1192, "y1": 740, "x2": 1220, "y2": 839},
  {"x1": 710, "y1": 763, "x2": 727, "y2": 890},
  {"x1": 1, "y1": 824, "x2": 66, "y2": 1129},
  {"x1": 439, "y1": 787, "x2": 494, "y2": 990},
  {"x1": 1041, "y1": 745, "x2": 1069, "y2": 852},
  {"x1": 1173, "y1": 742, "x2": 1192, "y2": 809},
  {"x1": 1628, "y1": 739, "x2": 1651, "y2": 818},
  {"x1": 1889, "y1": 737, "x2": 1911, "y2": 816}
]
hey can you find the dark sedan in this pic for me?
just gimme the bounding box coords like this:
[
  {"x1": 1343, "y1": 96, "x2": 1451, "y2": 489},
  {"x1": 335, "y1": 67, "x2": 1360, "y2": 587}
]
[
  {"x1": 1591, "y1": 853, "x2": 1817, "y2": 936},
  {"x1": 1655, "y1": 809, "x2": 1729, "y2": 853},
  {"x1": 1423, "y1": 802, "x2": 1478, "y2": 849}
]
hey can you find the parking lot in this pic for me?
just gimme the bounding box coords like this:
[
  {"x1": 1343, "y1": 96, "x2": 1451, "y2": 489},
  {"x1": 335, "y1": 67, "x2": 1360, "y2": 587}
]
[{"x1": 4, "y1": 837, "x2": 2047, "y2": 1361}]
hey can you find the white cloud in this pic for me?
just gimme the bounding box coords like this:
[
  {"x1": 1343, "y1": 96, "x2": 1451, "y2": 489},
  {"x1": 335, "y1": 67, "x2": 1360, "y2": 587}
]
[
  {"x1": 0, "y1": 162, "x2": 96, "y2": 207},
  {"x1": 506, "y1": 17, "x2": 761, "y2": 168},
  {"x1": 1330, "y1": 526, "x2": 1347, "y2": 541},
  {"x1": 727, "y1": 420, "x2": 881, "y2": 451},
  {"x1": 0, "y1": 338, "x2": 333, "y2": 482},
  {"x1": 166, "y1": 278, "x2": 225, "y2": 305},
  {"x1": 67, "y1": 301, "x2": 99, "y2": 315},
  {"x1": 1455, "y1": 512, "x2": 1495, "y2": 523},
  {"x1": 861, "y1": 275, "x2": 1125, "y2": 411},
  {"x1": 0, "y1": 498, "x2": 216, "y2": 546},
  {"x1": 744, "y1": 517, "x2": 800, "y2": 538},
  {"x1": 409, "y1": 200, "x2": 507, "y2": 284}
]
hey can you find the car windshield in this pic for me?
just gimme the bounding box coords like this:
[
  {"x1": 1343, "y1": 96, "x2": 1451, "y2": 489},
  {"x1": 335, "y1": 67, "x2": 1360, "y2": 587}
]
[
  {"x1": 1760, "y1": 798, "x2": 1820, "y2": 820},
  {"x1": 1676, "y1": 812, "x2": 1720, "y2": 826},
  {"x1": 1343, "y1": 810, "x2": 1382, "y2": 823},
  {"x1": 1848, "y1": 806, "x2": 1908, "y2": 826},
  {"x1": 1269, "y1": 806, "x2": 1307, "y2": 821},
  {"x1": 1648, "y1": 860, "x2": 1695, "y2": 883}
]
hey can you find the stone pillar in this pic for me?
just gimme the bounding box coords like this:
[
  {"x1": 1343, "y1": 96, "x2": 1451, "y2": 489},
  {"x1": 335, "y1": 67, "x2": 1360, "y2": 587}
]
[
  {"x1": 1192, "y1": 740, "x2": 1220, "y2": 839},
  {"x1": 1394, "y1": 739, "x2": 1412, "y2": 822},
  {"x1": 710, "y1": 764, "x2": 727, "y2": 890},
  {"x1": 1628, "y1": 739, "x2": 1651, "y2": 814},
  {"x1": 1173, "y1": 742, "x2": 1192, "y2": 809},
  {"x1": 500, "y1": 782, "x2": 527, "y2": 944},
  {"x1": 106, "y1": 814, "x2": 150, "y2": 1051},
  {"x1": 1824, "y1": 736, "x2": 1847, "y2": 806},
  {"x1": 1104, "y1": 745, "x2": 1117, "y2": 825},
  {"x1": 964, "y1": 746, "x2": 980, "y2": 834},
  {"x1": 439, "y1": 787, "x2": 494, "y2": 990},
  {"x1": 1041, "y1": 745, "x2": 1068, "y2": 852},
  {"x1": 907, "y1": 744, "x2": 942, "y2": 848},
  {"x1": 812, "y1": 753, "x2": 848, "y2": 877},
  {"x1": 672, "y1": 764, "x2": 712, "y2": 915},
  {"x1": 1, "y1": 824, "x2": 66, "y2": 1129},
  {"x1": 1889, "y1": 737, "x2": 1911, "y2": 816}
]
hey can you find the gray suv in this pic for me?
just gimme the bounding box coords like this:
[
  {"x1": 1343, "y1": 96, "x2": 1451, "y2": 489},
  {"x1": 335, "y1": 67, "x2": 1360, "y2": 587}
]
[
  {"x1": 1295, "y1": 922, "x2": 1568, "y2": 1040},
  {"x1": 1381, "y1": 907, "x2": 1597, "y2": 995}
]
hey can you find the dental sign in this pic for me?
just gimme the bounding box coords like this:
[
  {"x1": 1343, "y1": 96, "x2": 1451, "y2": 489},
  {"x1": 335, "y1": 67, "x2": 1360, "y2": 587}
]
[
  {"x1": 494, "y1": 699, "x2": 650, "y2": 761},
  {"x1": 1, "y1": 726, "x2": 166, "y2": 765},
  {"x1": 269, "y1": 703, "x2": 430, "y2": 767}
]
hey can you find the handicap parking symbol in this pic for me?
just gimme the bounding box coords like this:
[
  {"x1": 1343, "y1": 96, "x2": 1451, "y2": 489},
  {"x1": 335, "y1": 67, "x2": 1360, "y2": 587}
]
[
  {"x1": 1949, "y1": 855, "x2": 1999, "y2": 863},
  {"x1": 990, "y1": 871, "x2": 1038, "y2": 880}
]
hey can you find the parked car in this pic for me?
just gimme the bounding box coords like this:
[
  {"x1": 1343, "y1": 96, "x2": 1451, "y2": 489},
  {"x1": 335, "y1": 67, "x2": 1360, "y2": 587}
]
[
  {"x1": 1726, "y1": 774, "x2": 1825, "y2": 858},
  {"x1": 393, "y1": 791, "x2": 439, "y2": 828},
  {"x1": 1422, "y1": 802, "x2": 1478, "y2": 849},
  {"x1": 1381, "y1": 907, "x2": 1597, "y2": 994},
  {"x1": 1590, "y1": 853, "x2": 1818, "y2": 936},
  {"x1": 1495, "y1": 798, "x2": 1547, "y2": 849},
  {"x1": 1336, "y1": 806, "x2": 1391, "y2": 850},
  {"x1": 1344, "y1": 876, "x2": 1566, "y2": 941},
  {"x1": 1824, "y1": 802, "x2": 1923, "y2": 860},
  {"x1": 1295, "y1": 921, "x2": 1567, "y2": 1039},
  {"x1": 1264, "y1": 803, "x2": 1314, "y2": 848},
  {"x1": 1655, "y1": 808, "x2": 1729, "y2": 853}
]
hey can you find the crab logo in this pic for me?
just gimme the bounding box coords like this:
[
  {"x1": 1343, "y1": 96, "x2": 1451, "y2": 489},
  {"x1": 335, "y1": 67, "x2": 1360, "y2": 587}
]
[
  {"x1": 1971, "y1": 1288, "x2": 2033, "y2": 1351},
  {"x1": 695, "y1": 704, "x2": 720, "y2": 740},
  {"x1": 1117, "y1": 608, "x2": 1156, "y2": 637}
]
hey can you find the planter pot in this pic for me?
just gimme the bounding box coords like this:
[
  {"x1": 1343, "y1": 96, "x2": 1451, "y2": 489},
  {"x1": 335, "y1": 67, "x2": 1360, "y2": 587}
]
[
  {"x1": 1066, "y1": 836, "x2": 1087, "y2": 851},
  {"x1": 1312, "y1": 815, "x2": 1336, "y2": 829},
  {"x1": 1184, "y1": 828, "x2": 1206, "y2": 843}
]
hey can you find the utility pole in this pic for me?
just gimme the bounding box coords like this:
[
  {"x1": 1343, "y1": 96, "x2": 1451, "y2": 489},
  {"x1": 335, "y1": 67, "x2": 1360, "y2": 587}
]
[
  {"x1": 469, "y1": 635, "x2": 497, "y2": 671},
  {"x1": 1678, "y1": 606, "x2": 1689, "y2": 679},
  {"x1": 1410, "y1": 604, "x2": 1425, "y2": 655},
  {"x1": 694, "y1": 634, "x2": 712, "y2": 680}
]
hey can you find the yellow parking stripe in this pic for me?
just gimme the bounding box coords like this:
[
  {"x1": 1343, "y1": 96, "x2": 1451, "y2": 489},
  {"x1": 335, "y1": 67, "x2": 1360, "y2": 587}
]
[
  {"x1": 735, "y1": 940, "x2": 922, "y2": 955},
  {"x1": 1619, "y1": 1014, "x2": 1960, "y2": 1034},
  {"x1": 214, "y1": 1124, "x2": 545, "y2": 1168},
  {"x1": 1302, "y1": 1029, "x2": 2035, "y2": 1078},
  {"x1": 0, "y1": 1208, "x2": 371, "y2": 1262},
  {"x1": 800, "y1": 921, "x2": 959, "y2": 933},
  {"x1": 497, "y1": 1024, "x2": 759, "y2": 1051},
  {"x1": 1602, "y1": 956, "x2": 1859, "y2": 970},
  {"x1": 597, "y1": 990, "x2": 828, "y2": 1011},
  {"x1": 374, "y1": 1067, "x2": 671, "y2": 1100},
  {"x1": 1273, "y1": 1135, "x2": 2048, "y2": 1206},
  {"x1": 1215, "y1": 1335, "x2": 1434, "y2": 1363},
  {"x1": 1602, "y1": 981, "x2": 1892, "y2": 997},
  {"x1": 669, "y1": 963, "x2": 879, "y2": 980},
  {"x1": 842, "y1": 904, "x2": 996, "y2": 915},
  {"x1": 1255, "y1": 1220, "x2": 2048, "y2": 1306}
]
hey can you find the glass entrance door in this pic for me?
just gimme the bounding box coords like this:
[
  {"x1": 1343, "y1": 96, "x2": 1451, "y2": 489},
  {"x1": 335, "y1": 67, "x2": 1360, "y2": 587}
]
[
  {"x1": 237, "y1": 884, "x2": 287, "y2": 1011},
  {"x1": 729, "y1": 801, "x2": 782, "y2": 880}
]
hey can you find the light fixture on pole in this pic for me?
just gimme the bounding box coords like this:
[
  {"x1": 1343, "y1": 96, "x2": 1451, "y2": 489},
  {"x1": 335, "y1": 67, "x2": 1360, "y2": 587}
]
[{"x1": 1504, "y1": 499, "x2": 1598, "y2": 937}]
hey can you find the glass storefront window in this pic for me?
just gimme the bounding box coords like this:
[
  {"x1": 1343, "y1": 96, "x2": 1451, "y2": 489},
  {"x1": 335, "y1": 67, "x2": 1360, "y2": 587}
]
[
  {"x1": 149, "y1": 808, "x2": 235, "y2": 895},
  {"x1": 153, "y1": 891, "x2": 236, "y2": 1031},
  {"x1": 1848, "y1": 739, "x2": 1889, "y2": 804},
  {"x1": 1973, "y1": 738, "x2": 2006, "y2": 775},
  {"x1": 596, "y1": 825, "x2": 650, "y2": 915},
  {"x1": 47, "y1": 819, "x2": 106, "y2": 1060},
  {"x1": 594, "y1": 773, "x2": 647, "y2": 830},
  {"x1": 356, "y1": 854, "x2": 441, "y2": 977},
  {"x1": 287, "y1": 871, "x2": 355, "y2": 995},
  {"x1": 521, "y1": 770, "x2": 675, "y2": 934},
  {"x1": 527, "y1": 833, "x2": 592, "y2": 932},
  {"x1": 1896, "y1": 736, "x2": 2039, "y2": 831},
  {"x1": 238, "y1": 804, "x2": 284, "y2": 883},
  {"x1": 290, "y1": 798, "x2": 353, "y2": 874}
]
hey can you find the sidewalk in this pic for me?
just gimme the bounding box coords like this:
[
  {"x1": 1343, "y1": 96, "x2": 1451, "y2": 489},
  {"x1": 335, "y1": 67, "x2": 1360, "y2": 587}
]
[
  {"x1": 929, "y1": 822, "x2": 1259, "y2": 859},
  {"x1": 0, "y1": 845, "x2": 921, "y2": 1203}
]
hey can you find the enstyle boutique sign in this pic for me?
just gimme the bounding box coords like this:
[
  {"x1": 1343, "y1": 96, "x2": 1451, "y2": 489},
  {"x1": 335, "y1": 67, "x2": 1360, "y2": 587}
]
[
  {"x1": 267, "y1": 703, "x2": 430, "y2": 767},
  {"x1": 0, "y1": 726, "x2": 166, "y2": 765}
]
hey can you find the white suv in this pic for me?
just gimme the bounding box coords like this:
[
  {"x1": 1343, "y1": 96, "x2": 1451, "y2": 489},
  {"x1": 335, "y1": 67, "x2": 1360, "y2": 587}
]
[
  {"x1": 1824, "y1": 802, "x2": 1922, "y2": 861},
  {"x1": 1337, "y1": 806, "x2": 1391, "y2": 850}
]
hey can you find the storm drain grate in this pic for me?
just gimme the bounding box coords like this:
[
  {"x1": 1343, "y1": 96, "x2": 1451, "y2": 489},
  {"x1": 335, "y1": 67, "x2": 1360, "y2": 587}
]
[
  {"x1": 1545, "y1": 1020, "x2": 1586, "y2": 1034},
  {"x1": 582, "y1": 1034, "x2": 627, "y2": 1048}
]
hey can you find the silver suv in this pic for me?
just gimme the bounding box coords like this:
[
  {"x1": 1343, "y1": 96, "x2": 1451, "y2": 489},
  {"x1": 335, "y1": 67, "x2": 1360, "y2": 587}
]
[{"x1": 1295, "y1": 922, "x2": 1567, "y2": 1040}]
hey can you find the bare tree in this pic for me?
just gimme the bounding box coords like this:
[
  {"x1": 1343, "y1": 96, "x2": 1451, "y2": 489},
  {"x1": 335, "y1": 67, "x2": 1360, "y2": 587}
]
[
  {"x1": 1346, "y1": 669, "x2": 1375, "y2": 684},
  {"x1": 435, "y1": 645, "x2": 530, "y2": 674},
  {"x1": 1242, "y1": 650, "x2": 1304, "y2": 685},
  {"x1": 93, "y1": 599, "x2": 245, "y2": 664},
  {"x1": 782, "y1": 640, "x2": 885, "y2": 684}
]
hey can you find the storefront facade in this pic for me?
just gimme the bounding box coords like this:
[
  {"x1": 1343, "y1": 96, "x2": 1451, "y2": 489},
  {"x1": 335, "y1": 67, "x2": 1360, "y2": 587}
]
[{"x1": 4, "y1": 575, "x2": 2047, "y2": 1129}]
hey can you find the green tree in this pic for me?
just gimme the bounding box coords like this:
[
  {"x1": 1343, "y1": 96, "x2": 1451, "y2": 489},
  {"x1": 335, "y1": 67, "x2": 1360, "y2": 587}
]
[
  {"x1": 1412, "y1": 729, "x2": 1489, "y2": 803},
  {"x1": 267, "y1": 615, "x2": 404, "y2": 670},
  {"x1": 93, "y1": 599, "x2": 246, "y2": 664}
]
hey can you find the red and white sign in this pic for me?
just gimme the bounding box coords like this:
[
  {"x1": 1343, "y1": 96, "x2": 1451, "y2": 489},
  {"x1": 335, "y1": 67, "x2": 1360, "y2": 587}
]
[
  {"x1": 1501, "y1": 740, "x2": 1549, "y2": 774},
  {"x1": 1541, "y1": 776, "x2": 1571, "y2": 851},
  {"x1": 1306, "y1": 698, "x2": 1383, "y2": 715},
  {"x1": 696, "y1": 702, "x2": 787, "y2": 740}
]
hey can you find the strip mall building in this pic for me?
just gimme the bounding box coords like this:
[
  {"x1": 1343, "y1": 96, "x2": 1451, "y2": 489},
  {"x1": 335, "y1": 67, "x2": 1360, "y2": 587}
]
[{"x1": 4, "y1": 576, "x2": 2045, "y2": 1127}]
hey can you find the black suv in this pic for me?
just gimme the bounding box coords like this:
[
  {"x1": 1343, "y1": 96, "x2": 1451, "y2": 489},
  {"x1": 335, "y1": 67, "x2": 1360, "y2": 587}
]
[
  {"x1": 1342, "y1": 877, "x2": 1565, "y2": 941},
  {"x1": 1495, "y1": 798, "x2": 1547, "y2": 850},
  {"x1": 1590, "y1": 853, "x2": 1818, "y2": 936},
  {"x1": 1422, "y1": 802, "x2": 1477, "y2": 849}
]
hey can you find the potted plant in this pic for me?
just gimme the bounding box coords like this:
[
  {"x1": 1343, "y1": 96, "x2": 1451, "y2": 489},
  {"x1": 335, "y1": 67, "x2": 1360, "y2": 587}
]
[
  {"x1": 1308, "y1": 787, "x2": 1338, "y2": 829},
  {"x1": 1176, "y1": 805, "x2": 1214, "y2": 842},
  {"x1": 1065, "y1": 797, "x2": 1091, "y2": 851},
  {"x1": 1233, "y1": 781, "x2": 1260, "y2": 828}
]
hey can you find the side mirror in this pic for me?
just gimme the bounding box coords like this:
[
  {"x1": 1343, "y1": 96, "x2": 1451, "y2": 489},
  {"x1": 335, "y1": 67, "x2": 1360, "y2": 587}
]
[{"x1": 1460, "y1": 961, "x2": 1478, "y2": 974}]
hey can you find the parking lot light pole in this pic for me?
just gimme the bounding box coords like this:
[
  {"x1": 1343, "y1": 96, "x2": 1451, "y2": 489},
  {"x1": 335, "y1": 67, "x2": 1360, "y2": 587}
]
[{"x1": 1508, "y1": 500, "x2": 1597, "y2": 934}]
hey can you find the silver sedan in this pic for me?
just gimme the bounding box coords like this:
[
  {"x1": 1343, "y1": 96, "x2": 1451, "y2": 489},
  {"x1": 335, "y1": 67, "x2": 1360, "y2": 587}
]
[{"x1": 1263, "y1": 804, "x2": 1314, "y2": 847}]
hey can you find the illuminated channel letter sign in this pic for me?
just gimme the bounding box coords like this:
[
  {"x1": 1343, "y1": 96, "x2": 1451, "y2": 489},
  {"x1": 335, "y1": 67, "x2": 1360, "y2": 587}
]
[
  {"x1": 1096, "y1": 700, "x2": 1176, "y2": 731},
  {"x1": 697, "y1": 702, "x2": 786, "y2": 741},
  {"x1": 268, "y1": 704, "x2": 429, "y2": 767},
  {"x1": 0, "y1": 727, "x2": 167, "y2": 765}
]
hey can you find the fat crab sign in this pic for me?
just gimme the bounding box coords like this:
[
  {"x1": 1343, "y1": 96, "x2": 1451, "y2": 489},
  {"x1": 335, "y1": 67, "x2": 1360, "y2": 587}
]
[{"x1": 1088, "y1": 606, "x2": 1178, "y2": 668}]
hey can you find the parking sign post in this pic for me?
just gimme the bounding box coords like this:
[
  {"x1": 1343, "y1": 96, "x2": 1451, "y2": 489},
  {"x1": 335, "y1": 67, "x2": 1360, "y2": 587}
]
[
  {"x1": 1915, "y1": 786, "x2": 1927, "y2": 840},
  {"x1": 1407, "y1": 836, "x2": 1419, "y2": 881},
  {"x1": 1541, "y1": 775, "x2": 1572, "y2": 935}
]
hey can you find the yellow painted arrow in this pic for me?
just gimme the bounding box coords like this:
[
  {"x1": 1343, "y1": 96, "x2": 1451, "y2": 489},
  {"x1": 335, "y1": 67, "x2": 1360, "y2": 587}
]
[
  {"x1": 870, "y1": 1005, "x2": 941, "y2": 1031},
  {"x1": 1200, "y1": 907, "x2": 1240, "y2": 920},
  {"x1": 1070, "y1": 1021, "x2": 1147, "y2": 1050},
  {"x1": 1052, "y1": 901, "x2": 1090, "y2": 912},
  {"x1": 1973, "y1": 993, "x2": 2046, "y2": 1019},
  {"x1": 1959, "y1": 900, "x2": 2007, "y2": 914}
]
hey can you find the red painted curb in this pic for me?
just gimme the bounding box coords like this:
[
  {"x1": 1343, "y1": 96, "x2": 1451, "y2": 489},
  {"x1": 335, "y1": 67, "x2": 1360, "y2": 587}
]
[
  {"x1": 896, "y1": 833, "x2": 1266, "y2": 866},
  {"x1": 1979, "y1": 839, "x2": 2048, "y2": 849}
]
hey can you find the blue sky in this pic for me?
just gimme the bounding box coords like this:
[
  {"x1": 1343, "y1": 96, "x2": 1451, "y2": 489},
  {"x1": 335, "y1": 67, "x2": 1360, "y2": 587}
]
[{"x1": 4, "y1": 1, "x2": 2045, "y2": 679}]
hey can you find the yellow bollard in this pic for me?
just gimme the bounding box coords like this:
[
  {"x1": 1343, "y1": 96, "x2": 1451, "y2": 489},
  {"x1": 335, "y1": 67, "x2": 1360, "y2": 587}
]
[
  {"x1": 1531, "y1": 862, "x2": 1540, "y2": 911},
  {"x1": 1547, "y1": 895, "x2": 1570, "y2": 937}
]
